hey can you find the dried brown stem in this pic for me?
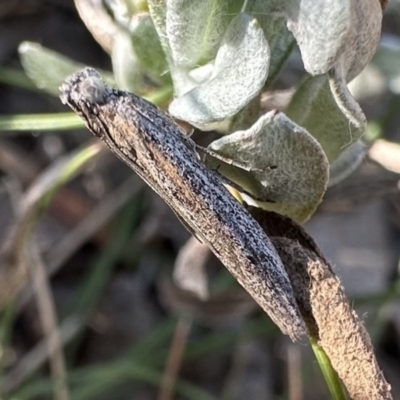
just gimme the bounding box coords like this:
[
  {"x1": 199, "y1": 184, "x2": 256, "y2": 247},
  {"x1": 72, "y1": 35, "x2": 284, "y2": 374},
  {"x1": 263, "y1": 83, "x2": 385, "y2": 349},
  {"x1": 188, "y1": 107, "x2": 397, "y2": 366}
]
[
  {"x1": 74, "y1": 0, "x2": 121, "y2": 54},
  {"x1": 28, "y1": 243, "x2": 70, "y2": 400},
  {"x1": 157, "y1": 315, "x2": 193, "y2": 400}
]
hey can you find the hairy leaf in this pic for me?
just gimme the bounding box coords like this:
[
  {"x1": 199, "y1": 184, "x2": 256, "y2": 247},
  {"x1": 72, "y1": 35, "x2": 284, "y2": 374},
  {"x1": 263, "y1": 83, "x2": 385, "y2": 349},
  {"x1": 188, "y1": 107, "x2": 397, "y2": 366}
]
[
  {"x1": 111, "y1": 30, "x2": 142, "y2": 92},
  {"x1": 166, "y1": 0, "x2": 238, "y2": 68},
  {"x1": 265, "y1": 19, "x2": 296, "y2": 88},
  {"x1": 19, "y1": 42, "x2": 115, "y2": 96},
  {"x1": 130, "y1": 13, "x2": 170, "y2": 85},
  {"x1": 169, "y1": 14, "x2": 270, "y2": 129},
  {"x1": 205, "y1": 111, "x2": 329, "y2": 222},
  {"x1": 285, "y1": 68, "x2": 367, "y2": 163},
  {"x1": 340, "y1": 0, "x2": 382, "y2": 81},
  {"x1": 286, "y1": 0, "x2": 351, "y2": 75},
  {"x1": 148, "y1": 0, "x2": 170, "y2": 58},
  {"x1": 285, "y1": 0, "x2": 381, "y2": 80}
]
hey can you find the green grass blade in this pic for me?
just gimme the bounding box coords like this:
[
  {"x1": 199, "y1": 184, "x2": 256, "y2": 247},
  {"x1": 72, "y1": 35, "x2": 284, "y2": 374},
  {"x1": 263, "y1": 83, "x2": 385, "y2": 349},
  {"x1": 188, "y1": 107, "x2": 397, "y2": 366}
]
[
  {"x1": 0, "y1": 112, "x2": 84, "y2": 132},
  {"x1": 0, "y1": 67, "x2": 39, "y2": 92},
  {"x1": 310, "y1": 336, "x2": 347, "y2": 400},
  {"x1": 0, "y1": 86, "x2": 172, "y2": 134}
]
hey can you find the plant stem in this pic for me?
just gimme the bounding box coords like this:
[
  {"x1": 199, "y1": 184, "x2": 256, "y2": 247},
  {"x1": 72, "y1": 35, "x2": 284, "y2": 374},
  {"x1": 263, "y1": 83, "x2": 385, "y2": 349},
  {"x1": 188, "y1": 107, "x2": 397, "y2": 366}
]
[{"x1": 310, "y1": 336, "x2": 347, "y2": 400}]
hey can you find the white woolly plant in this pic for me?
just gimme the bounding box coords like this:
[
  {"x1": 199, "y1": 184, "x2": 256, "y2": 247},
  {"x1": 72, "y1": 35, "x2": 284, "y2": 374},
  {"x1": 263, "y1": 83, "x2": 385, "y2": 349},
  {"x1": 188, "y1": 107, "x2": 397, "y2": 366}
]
[{"x1": 21, "y1": 0, "x2": 383, "y2": 222}]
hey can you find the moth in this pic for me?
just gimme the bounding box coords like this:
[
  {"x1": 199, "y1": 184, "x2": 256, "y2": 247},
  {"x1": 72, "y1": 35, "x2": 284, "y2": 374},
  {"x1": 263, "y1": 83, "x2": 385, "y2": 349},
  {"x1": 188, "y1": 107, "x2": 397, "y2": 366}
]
[{"x1": 60, "y1": 67, "x2": 305, "y2": 340}]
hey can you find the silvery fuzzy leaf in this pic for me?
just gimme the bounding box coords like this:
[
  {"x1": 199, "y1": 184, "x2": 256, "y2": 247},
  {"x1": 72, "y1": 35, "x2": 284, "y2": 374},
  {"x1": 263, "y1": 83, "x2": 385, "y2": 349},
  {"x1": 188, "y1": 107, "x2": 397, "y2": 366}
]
[
  {"x1": 205, "y1": 111, "x2": 329, "y2": 222},
  {"x1": 265, "y1": 19, "x2": 296, "y2": 88},
  {"x1": 129, "y1": 13, "x2": 170, "y2": 85},
  {"x1": 339, "y1": 0, "x2": 382, "y2": 82},
  {"x1": 188, "y1": 63, "x2": 214, "y2": 84},
  {"x1": 285, "y1": 0, "x2": 382, "y2": 80},
  {"x1": 286, "y1": 0, "x2": 351, "y2": 76},
  {"x1": 111, "y1": 30, "x2": 142, "y2": 92},
  {"x1": 242, "y1": 0, "x2": 284, "y2": 39},
  {"x1": 165, "y1": 0, "x2": 239, "y2": 68},
  {"x1": 169, "y1": 13, "x2": 270, "y2": 129},
  {"x1": 285, "y1": 67, "x2": 366, "y2": 163},
  {"x1": 147, "y1": 0, "x2": 170, "y2": 58},
  {"x1": 228, "y1": 94, "x2": 261, "y2": 133},
  {"x1": 171, "y1": 62, "x2": 216, "y2": 104},
  {"x1": 328, "y1": 140, "x2": 367, "y2": 187},
  {"x1": 18, "y1": 42, "x2": 116, "y2": 96}
]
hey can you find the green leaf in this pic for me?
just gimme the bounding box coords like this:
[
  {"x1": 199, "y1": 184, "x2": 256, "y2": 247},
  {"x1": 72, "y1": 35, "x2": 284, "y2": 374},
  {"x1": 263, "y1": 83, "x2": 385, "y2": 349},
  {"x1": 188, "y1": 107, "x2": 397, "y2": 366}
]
[
  {"x1": 148, "y1": 0, "x2": 170, "y2": 58},
  {"x1": 339, "y1": 0, "x2": 382, "y2": 81},
  {"x1": 165, "y1": 0, "x2": 236, "y2": 68},
  {"x1": 238, "y1": 1, "x2": 296, "y2": 88},
  {"x1": 242, "y1": 0, "x2": 283, "y2": 36},
  {"x1": 18, "y1": 42, "x2": 116, "y2": 96},
  {"x1": 264, "y1": 19, "x2": 296, "y2": 88},
  {"x1": 285, "y1": 68, "x2": 366, "y2": 163},
  {"x1": 0, "y1": 112, "x2": 84, "y2": 133},
  {"x1": 286, "y1": 0, "x2": 351, "y2": 76},
  {"x1": 169, "y1": 13, "x2": 270, "y2": 129},
  {"x1": 130, "y1": 13, "x2": 170, "y2": 84},
  {"x1": 0, "y1": 87, "x2": 171, "y2": 133},
  {"x1": 285, "y1": 0, "x2": 382, "y2": 80},
  {"x1": 111, "y1": 30, "x2": 142, "y2": 92},
  {"x1": 0, "y1": 67, "x2": 40, "y2": 92},
  {"x1": 205, "y1": 111, "x2": 329, "y2": 222},
  {"x1": 228, "y1": 94, "x2": 261, "y2": 133}
]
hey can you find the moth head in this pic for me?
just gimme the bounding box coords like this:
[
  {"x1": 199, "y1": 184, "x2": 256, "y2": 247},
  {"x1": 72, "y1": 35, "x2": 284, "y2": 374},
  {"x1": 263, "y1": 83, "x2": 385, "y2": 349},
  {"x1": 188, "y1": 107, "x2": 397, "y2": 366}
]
[
  {"x1": 60, "y1": 68, "x2": 109, "y2": 139},
  {"x1": 60, "y1": 67, "x2": 107, "y2": 109},
  {"x1": 79, "y1": 76, "x2": 106, "y2": 104}
]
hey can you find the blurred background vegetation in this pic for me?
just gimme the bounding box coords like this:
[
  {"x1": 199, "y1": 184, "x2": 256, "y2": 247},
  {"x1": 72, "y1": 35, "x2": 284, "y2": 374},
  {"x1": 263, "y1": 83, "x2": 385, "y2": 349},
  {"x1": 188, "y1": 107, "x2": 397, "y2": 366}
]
[{"x1": 0, "y1": 1, "x2": 400, "y2": 399}]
